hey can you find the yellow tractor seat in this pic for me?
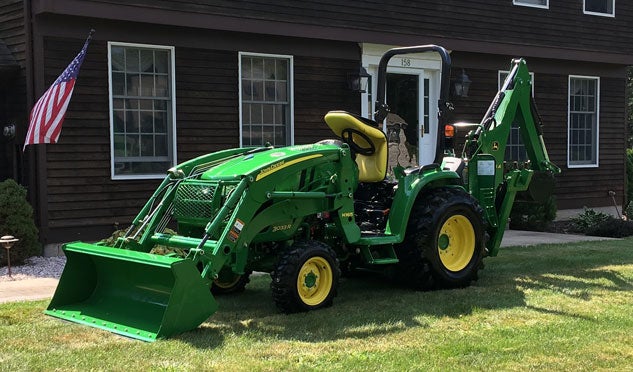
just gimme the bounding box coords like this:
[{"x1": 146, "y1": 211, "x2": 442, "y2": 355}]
[{"x1": 324, "y1": 111, "x2": 388, "y2": 182}]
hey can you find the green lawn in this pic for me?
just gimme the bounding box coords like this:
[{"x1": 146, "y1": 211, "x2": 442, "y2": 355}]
[{"x1": 2, "y1": 238, "x2": 633, "y2": 371}]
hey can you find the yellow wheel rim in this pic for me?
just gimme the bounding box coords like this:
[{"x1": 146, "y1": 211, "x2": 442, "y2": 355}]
[
  {"x1": 297, "y1": 256, "x2": 333, "y2": 306},
  {"x1": 214, "y1": 274, "x2": 242, "y2": 289},
  {"x1": 437, "y1": 214, "x2": 476, "y2": 272}
]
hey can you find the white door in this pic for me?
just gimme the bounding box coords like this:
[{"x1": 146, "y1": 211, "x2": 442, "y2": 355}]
[{"x1": 384, "y1": 68, "x2": 438, "y2": 167}]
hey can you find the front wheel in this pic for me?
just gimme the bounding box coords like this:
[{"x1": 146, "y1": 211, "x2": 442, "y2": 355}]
[
  {"x1": 271, "y1": 240, "x2": 340, "y2": 313},
  {"x1": 211, "y1": 267, "x2": 252, "y2": 295}
]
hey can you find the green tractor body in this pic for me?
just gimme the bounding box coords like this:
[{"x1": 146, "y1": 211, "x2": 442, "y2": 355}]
[{"x1": 46, "y1": 46, "x2": 560, "y2": 341}]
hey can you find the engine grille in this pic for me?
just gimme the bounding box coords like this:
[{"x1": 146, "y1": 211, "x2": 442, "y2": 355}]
[{"x1": 173, "y1": 182, "x2": 217, "y2": 220}]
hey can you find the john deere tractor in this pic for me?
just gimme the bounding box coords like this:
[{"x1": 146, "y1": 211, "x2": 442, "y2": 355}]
[{"x1": 46, "y1": 45, "x2": 560, "y2": 341}]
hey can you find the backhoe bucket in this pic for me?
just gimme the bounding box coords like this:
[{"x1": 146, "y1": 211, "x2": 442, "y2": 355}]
[{"x1": 45, "y1": 242, "x2": 218, "y2": 342}]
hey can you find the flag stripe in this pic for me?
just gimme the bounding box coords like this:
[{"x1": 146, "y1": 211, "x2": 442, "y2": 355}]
[{"x1": 45, "y1": 84, "x2": 75, "y2": 142}]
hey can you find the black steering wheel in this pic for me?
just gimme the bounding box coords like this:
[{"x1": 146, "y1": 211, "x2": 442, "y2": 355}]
[{"x1": 341, "y1": 128, "x2": 375, "y2": 156}]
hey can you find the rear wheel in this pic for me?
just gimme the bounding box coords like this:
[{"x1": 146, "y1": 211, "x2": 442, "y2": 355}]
[
  {"x1": 395, "y1": 187, "x2": 486, "y2": 290},
  {"x1": 271, "y1": 240, "x2": 340, "y2": 313}
]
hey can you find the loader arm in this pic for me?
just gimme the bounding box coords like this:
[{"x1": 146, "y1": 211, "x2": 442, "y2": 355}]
[{"x1": 464, "y1": 59, "x2": 561, "y2": 256}]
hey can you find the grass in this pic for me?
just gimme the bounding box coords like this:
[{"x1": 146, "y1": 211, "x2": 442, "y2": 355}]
[{"x1": 1, "y1": 238, "x2": 633, "y2": 371}]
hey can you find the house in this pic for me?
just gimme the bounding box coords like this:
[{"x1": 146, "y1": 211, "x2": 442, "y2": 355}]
[{"x1": 0, "y1": 0, "x2": 631, "y2": 246}]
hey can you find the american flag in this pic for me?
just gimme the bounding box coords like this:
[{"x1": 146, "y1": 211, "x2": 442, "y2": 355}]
[{"x1": 23, "y1": 31, "x2": 93, "y2": 151}]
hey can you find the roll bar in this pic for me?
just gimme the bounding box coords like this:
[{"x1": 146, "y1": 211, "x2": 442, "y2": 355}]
[{"x1": 373, "y1": 45, "x2": 452, "y2": 165}]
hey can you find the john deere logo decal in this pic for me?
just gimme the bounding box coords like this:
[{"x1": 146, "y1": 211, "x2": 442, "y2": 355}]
[
  {"x1": 255, "y1": 154, "x2": 323, "y2": 181},
  {"x1": 492, "y1": 141, "x2": 499, "y2": 151}
]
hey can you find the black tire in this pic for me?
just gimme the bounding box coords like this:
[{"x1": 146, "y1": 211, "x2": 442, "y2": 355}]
[
  {"x1": 395, "y1": 187, "x2": 486, "y2": 290},
  {"x1": 271, "y1": 240, "x2": 341, "y2": 313},
  {"x1": 211, "y1": 268, "x2": 252, "y2": 295}
]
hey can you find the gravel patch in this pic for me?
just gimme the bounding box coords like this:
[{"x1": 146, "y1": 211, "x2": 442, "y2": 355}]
[{"x1": 0, "y1": 256, "x2": 66, "y2": 282}]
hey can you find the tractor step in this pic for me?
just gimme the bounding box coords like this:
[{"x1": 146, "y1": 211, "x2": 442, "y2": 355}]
[{"x1": 359, "y1": 245, "x2": 399, "y2": 265}]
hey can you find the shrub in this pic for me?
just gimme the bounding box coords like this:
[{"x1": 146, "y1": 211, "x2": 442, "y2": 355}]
[
  {"x1": 509, "y1": 195, "x2": 557, "y2": 232},
  {"x1": 0, "y1": 179, "x2": 40, "y2": 266},
  {"x1": 625, "y1": 202, "x2": 633, "y2": 220},
  {"x1": 586, "y1": 217, "x2": 633, "y2": 238},
  {"x1": 570, "y1": 208, "x2": 612, "y2": 231}
]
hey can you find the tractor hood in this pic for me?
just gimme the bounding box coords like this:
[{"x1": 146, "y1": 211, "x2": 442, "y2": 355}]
[{"x1": 200, "y1": 144, "x2": 340, "y2": 181}]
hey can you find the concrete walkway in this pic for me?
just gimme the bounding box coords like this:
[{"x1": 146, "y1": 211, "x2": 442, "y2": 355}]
[
  {"x1": 0, "y1": 230, "x2": 618, "y2": 304},
  {"x1": 0, "y1": 277, "x2": 59, "y2": 304}
]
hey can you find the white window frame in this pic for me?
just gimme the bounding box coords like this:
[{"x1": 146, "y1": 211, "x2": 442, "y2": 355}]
[
  {"x1": 567, "y1": 75, "x2": 600, "y2": 168},
  {"x1": 107, "y1": 41, "x2": 177, "y2": 180},
  {"x1": 238, "y1": 52, "x2": 294, "y2": 147},
  {"x1": 513, "y1": 0, "x2": 549, "y2": 9},
  {"x1": 583, "y1": 0, "x2": 615, "y2": 17}
]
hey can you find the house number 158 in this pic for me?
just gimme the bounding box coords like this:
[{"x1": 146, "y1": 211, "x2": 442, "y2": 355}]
[{"x1": 401, "y1": 58, "x2": 411, "y2": 67}]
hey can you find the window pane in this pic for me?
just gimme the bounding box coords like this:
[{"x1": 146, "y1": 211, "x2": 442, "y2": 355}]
[
  {"x1": 155, "y1": 75, "x2": 169, "y2": 97},
  {"x1": 241, "y1": 57, "x2": 252, "y2": 79},
  {"x1": 140, "y1": 50, "x2": 154, "y2": 73},
  {"x1": 264, "y1": 59, "x2": 276, "y2": 79},
  {"x1": 264, "y1": 81, "x2": 275, "y2": 101},
  {"x1": 127, "y1": 74, "x2": 140, "y2": 96},
  {"x1": 154, "y1": 51, "x2": 169, "y2": 73},
  {"x1": 516, "y1": 0, "x2": 547, "y2": 5},
  {"x1": 263, "y1": 104, "x2": 274, "y2": 124},
  {"x1": 125, "y1": 49, "x2": 140, "y2": 72},
  {"x1": 585, "y1": 0, "x2": 613, "y2": 13},
  {"x1": 140, "y1": 75, "x2": 154, "y2": 97},
  {"x1": 140, "y1": 111, "x2": 154, "y2": 133},
  {"x1": 252, "y1": 81, "x2": 264, "y2": 101},
  {"x1": 111, "y1": 47, "x2": 125, "y2": 71},
  {"x1": 112, "y1": 72, "x2": 125, "y2": 95},
  {"x1": 155, "y1": 134, "x2": 168, "y2": 156},
  {"x1": 252, "y1": 58, "x2": 263, "y2": 79},
  {"x1": 113, "y1": 111, "x2": 124, "y2": 132},
  {"x1": 154, "y1": 110, "x2": 167, "y2": 133},
  {"x1": 276, "y1": 60, "x2": 287, "y2": 80},
  {"x1": 140, "y1": 135, "x2": 154, "y2": 156},
  {"x1": 276, "y1": 82, "x2": 287, "y2": 102}
]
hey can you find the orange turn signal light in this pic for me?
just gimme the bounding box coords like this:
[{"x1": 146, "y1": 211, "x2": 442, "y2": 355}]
[{"x1": 444, "y1": 124, "x2": 455, "y2": 138}]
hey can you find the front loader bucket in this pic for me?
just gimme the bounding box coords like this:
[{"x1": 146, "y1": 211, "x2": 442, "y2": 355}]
[{"x1": 45, "y1": 242, "x2": 218, "y2": 342}]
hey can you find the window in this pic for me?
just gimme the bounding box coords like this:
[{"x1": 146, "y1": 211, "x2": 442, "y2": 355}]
[
  {"x1": 499, "y1": 70, "x2": 534, "y2": 162},
  {"x1": 513, "y1": 0, "x2": 548, "y2": 9},
  {"x1": 584, "y1": 0, "x2": 615, "y2": 16},
  {"x1": 568, "y1": 76, "x2": 599, "y2": 167},
  {"x1": 108, "y1": 42, "x2": 176, "y2": 179},
  {"x1": 239, "y1": 52, "x2": 293, "y2": 147}
]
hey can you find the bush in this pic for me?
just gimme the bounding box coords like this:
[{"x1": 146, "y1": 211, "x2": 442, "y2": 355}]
[
  {"x1": 625, "y1": 202, "x2": 633, "y2": 220},
  {"x1": 569, "y1": 208, "x2": 612, "y2": 231},
  {"x1": 587, "y1": 217, "x2": 633, "y2": 238},
  {"x1": 509, "y1": 195, "x2": 557, "y2": 231},
  {"x1": 0, "y1": 179, "x2": 40, "y2": 266}
]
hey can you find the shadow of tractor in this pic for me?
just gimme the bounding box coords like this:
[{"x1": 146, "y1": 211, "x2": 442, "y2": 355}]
[{"x1": 179, "y1": 238, "x2": 633, "y2": 348}]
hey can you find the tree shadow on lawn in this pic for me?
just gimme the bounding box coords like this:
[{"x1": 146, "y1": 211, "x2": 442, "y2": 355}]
[{"x1": 180, "y1": 240, "x2": 633, "y2": 348}]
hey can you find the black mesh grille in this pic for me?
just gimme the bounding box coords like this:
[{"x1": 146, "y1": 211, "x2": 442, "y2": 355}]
[{"x1": 174, "y1": 182, "x2": 216, "y2": 220}]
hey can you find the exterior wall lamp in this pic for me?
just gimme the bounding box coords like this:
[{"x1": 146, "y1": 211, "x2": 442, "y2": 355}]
[
  {"x1": 453, "y1": 69, "x2": 472, "y2": 98},
  {"x1": 347, "y1": 66, "x2": 371, "y2": 93}
]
